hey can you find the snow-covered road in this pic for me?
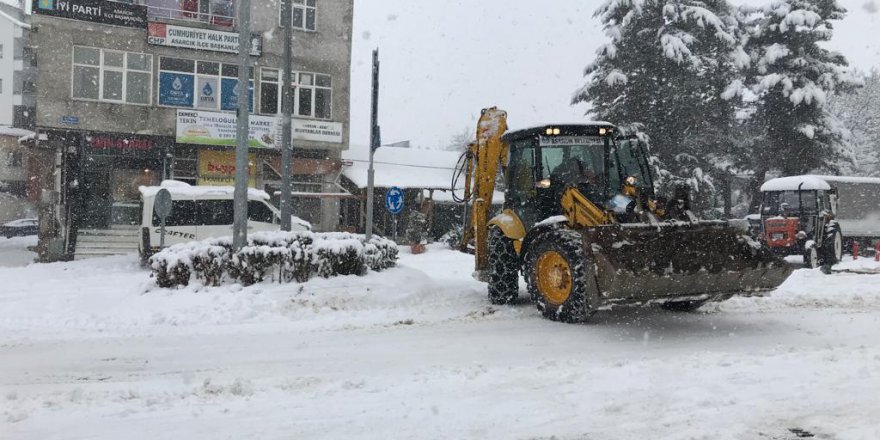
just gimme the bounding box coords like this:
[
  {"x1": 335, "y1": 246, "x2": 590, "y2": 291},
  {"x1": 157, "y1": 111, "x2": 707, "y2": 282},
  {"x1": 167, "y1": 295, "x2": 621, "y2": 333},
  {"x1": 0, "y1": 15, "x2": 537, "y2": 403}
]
[{"x1": 2, "y1": 241, "x2": 879, "y2": 439}]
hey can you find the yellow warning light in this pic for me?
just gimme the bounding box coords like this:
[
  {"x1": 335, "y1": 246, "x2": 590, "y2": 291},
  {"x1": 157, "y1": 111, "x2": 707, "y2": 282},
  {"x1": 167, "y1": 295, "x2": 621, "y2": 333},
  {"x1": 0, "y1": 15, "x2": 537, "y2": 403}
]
[
  {"x1": 599, "y1": 128, "x2": 607, "y2": 135},
  {"x1": 552, "y1": 128, "x2": 561, "y2": 135},
  {"x1": 545, "y1": 127, "x2": 554, "y2": 135}
]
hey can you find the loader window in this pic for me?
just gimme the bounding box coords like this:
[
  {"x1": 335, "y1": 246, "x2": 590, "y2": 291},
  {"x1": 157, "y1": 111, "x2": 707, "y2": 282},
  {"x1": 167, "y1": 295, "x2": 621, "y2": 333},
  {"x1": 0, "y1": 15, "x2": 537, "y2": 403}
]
[
  {"x1": 612, "y1": 138, "x2": 652, "y2": 190},
  {"x1": 508, "y1": 143, "x2": 536, "y2": 197},
  {"x1": 539, "y1": 140, "x2": 606, "y2": 192}
]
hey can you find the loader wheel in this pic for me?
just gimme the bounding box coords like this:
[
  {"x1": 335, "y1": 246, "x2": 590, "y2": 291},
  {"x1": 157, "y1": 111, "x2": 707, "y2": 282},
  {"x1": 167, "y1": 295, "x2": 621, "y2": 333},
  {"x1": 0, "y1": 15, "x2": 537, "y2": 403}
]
[
  {"x1": 524, "y1": 229, "x2": 595, "y2": 323},
  {"x1": 487, "y1": 225, "x2": 519, "y2": 305}
]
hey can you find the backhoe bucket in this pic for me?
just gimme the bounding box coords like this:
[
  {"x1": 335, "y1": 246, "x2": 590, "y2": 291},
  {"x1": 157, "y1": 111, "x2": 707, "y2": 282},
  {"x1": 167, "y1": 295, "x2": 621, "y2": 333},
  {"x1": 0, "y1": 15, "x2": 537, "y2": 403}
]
[{"x1": 582, "y1": 220, "x2": 792, "y2": 306}]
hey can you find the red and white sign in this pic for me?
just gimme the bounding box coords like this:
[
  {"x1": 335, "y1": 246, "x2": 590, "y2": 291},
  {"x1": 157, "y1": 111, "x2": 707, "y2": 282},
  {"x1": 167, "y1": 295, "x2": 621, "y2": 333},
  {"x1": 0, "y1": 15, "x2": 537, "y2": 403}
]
[{"x1": 147, "y1": 23, "x2": 261, "y2": 56}]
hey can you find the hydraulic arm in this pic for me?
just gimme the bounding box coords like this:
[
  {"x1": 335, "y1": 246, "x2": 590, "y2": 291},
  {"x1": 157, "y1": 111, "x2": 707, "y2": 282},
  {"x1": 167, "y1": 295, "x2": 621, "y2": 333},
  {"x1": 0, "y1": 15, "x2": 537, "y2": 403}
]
[{"x1": 458, "y1": 107, "x2": 509, "y2": 273}]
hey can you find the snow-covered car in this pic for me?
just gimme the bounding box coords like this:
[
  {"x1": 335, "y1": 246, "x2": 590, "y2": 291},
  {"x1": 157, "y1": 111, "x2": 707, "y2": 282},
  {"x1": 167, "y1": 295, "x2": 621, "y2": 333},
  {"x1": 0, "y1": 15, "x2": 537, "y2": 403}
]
[{"x1": 1, "y1": 218, "x2": 38, "y2": 238}]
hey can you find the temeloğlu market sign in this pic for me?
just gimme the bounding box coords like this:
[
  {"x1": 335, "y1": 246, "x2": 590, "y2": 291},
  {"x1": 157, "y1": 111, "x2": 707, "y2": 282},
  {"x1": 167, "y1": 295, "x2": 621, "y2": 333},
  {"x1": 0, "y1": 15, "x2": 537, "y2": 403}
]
[
  {"x1": 148, "y1": 23, "x2": 262, "y2": 56},
  {"x1": 33, "y1": 0, "x2": 147, "y2": 28}
]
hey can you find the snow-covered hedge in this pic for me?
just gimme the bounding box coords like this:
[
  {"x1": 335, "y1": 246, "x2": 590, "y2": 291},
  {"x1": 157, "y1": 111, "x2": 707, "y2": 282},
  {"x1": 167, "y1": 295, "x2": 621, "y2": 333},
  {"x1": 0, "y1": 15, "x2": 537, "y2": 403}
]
[{"x1": 150, "y1": 231, "x2": 398, "y2": 288}]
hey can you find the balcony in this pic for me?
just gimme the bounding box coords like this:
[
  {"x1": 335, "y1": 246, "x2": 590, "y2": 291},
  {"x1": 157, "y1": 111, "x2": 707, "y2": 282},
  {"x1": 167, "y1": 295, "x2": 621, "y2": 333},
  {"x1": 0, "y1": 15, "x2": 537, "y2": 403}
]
[{"x1": 141, "y1": 0, "x2": 237, "y2": 28}]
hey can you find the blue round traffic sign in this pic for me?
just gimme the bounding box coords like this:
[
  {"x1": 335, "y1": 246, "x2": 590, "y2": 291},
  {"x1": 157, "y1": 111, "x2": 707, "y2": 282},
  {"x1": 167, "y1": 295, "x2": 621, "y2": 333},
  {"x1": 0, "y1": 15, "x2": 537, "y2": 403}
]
[{"x1": 385, "y1": 186, "x2": 404, "y2": 215}]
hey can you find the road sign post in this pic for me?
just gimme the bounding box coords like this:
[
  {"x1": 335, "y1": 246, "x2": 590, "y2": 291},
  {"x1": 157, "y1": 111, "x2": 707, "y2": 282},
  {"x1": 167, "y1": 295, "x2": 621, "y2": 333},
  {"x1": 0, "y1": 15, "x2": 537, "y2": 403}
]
[
  {"x1": 365, "y1": 48, "x2": 381, "y2": 240},
  {"x1": 385, "y1": 186, "x2": 403, "y2": 242},
  {"x1": 154, "y1": 188, "x2": 173, "y2": 248}
]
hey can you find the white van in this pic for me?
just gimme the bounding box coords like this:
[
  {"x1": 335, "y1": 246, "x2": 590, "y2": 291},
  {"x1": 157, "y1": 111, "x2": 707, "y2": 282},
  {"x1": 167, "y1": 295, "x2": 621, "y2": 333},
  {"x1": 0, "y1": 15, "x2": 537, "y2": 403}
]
[{"x1": 138, "y1": 180, "x2": 309, "y2": 261}]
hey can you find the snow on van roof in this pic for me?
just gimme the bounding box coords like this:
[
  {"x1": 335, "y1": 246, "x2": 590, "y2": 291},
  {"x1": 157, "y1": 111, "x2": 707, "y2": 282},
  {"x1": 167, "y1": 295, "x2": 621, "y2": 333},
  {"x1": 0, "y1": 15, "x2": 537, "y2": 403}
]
[
  {"x1": 139, "y1": 180, "x2": 270, "y2": 200},
  {"x1": 761, "y1": 175, "x2": 880, "y2": 192}
]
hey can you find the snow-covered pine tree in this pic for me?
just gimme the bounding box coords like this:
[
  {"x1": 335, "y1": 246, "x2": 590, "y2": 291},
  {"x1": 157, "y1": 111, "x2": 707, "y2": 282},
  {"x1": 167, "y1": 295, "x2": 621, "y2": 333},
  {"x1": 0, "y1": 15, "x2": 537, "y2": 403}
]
[
  {"x1": 828, "y1": 69, "x2": 880, "y2": 176},
  {"x1": 736, "y1": 0, "x2": 861, "y2": 182},
  {"x1": 573, "y1": 0, "x2": 747, "y2": 215}
]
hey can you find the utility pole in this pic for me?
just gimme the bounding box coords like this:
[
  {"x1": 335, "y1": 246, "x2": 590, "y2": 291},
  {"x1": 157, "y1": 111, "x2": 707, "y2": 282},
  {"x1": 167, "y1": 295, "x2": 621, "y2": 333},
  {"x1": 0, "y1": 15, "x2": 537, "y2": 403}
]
[
  {"x1": 232, "y1": 0, "x2": 251, "y2": 249},
  {"x1": 365, "y1": 48, "x2": 380, "y2": 240},
  {"x1": 279, "y1": 0, "x2": 294, "y2": 231}
]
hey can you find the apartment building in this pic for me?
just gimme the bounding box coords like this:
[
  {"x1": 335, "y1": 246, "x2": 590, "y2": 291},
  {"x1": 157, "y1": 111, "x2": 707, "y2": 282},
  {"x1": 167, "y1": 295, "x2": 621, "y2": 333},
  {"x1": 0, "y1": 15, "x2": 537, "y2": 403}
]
[
  {"x1": 0, "y1": 0, "x2": 35, "y2": 128},
  {"x1": 28, "y1": 0, "x2": 354, "y2": 261}
]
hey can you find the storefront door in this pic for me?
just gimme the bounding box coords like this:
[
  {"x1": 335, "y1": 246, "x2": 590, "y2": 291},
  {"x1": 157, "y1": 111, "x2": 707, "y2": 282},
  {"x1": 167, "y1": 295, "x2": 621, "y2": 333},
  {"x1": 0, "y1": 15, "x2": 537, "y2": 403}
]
[{"x1": 80, "y1": 171, "x2": 111, "y2": 229}]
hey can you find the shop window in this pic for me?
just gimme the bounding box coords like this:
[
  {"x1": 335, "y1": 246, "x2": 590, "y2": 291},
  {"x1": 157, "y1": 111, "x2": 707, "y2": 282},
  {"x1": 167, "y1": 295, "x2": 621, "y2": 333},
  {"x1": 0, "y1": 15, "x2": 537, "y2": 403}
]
[
  {"x1": 72, "y1": 46, "x2": 152, "y2": 105},
  {"x1": 159, "y1": 56, "x2": 252, "y2": 111},
  {"x1": 281, "y1": 0, "x2": 316, "y2": 32},
  {"x1": 258, "y1": 68, "x2": 331, "y2": 120}
]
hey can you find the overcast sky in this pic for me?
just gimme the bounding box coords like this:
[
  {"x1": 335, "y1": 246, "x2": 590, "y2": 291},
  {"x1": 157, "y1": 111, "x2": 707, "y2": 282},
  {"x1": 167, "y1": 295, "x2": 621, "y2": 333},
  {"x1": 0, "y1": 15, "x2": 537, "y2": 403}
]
[
  {"x1": 350, "y1": 0, "x2": 880, "y2": 152},
  {"x1": 3, "y1": 0, "x2": 876, "y2": 152}
]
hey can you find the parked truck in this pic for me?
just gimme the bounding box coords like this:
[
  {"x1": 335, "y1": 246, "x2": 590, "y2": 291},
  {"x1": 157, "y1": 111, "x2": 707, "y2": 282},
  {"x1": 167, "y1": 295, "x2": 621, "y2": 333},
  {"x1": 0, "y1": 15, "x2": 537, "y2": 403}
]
[{"x1": 759, "y1": 175, "x2": 880, "y2": 268}]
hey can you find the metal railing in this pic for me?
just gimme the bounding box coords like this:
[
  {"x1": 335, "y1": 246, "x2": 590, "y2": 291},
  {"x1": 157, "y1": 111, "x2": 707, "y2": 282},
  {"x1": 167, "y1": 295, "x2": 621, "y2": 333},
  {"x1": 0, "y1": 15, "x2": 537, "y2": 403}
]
[{"x1": 144, "y1": 4, "x2": 237, "y2": 28}]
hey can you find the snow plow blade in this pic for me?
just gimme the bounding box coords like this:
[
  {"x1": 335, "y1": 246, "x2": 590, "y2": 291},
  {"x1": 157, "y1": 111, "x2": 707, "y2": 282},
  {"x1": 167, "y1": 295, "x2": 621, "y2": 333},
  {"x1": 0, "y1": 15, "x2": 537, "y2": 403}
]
[{"x1": 582, "y1": 220, "x2": 792, "y2": 305}]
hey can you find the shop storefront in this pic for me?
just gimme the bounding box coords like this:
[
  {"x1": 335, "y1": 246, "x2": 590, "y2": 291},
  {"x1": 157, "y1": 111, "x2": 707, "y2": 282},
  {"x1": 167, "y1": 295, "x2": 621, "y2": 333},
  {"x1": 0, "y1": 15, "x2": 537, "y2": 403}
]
[{"x1": 75, "y1": 131, "x2": 173, "y2": 229}]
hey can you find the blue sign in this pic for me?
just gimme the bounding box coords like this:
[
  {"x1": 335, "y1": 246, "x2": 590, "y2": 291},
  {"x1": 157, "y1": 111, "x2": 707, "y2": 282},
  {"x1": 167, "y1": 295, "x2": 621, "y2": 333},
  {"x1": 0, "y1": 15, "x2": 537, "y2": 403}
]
[
  {"x1": 61, "y1": 115, "x2": 79, "y2": 125},
  {"x1": 385, "y1": 187, "x2": 404, "y2": 215},
  {"x1": 159, "y1": 72, "x2": 194, "y2": 107},
  {"x1": 220, "y1": 78, "x2": 254, "y2": 112}
]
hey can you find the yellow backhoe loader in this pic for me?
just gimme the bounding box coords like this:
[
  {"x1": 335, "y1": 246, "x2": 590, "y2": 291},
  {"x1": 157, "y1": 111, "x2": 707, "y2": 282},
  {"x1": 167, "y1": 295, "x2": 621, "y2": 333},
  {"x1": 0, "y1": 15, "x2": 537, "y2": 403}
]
[{"x1": 456, "y1": 107, "x2": 791, "y2": 323}]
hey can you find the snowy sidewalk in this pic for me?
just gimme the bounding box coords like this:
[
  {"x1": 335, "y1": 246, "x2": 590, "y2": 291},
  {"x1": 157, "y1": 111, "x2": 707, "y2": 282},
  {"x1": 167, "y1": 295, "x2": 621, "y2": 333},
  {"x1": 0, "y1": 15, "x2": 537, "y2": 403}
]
[{"x1": 2, "y1": 243, "x2": 880, "y2": 439}]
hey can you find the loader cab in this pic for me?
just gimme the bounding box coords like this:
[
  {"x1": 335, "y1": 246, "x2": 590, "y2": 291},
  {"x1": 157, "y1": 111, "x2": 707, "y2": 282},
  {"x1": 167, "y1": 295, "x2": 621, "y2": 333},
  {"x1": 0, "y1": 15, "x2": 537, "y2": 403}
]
[{"x1": 503, "y1": 124, "x2": 653, "y2": 229}]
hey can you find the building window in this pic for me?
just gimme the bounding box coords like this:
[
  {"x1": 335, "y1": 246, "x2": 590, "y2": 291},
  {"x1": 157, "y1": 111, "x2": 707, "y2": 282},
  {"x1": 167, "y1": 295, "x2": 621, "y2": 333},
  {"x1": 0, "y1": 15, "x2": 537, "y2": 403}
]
[
  {"x1": 6, "y1": 151, "x2": 23, "y2": 168},
  {"x1": 159, "y1": 56, "x2": 252, "y2": 111},
  {"x1": 71, "y1": 47, "x2": 152, "y2": 105},
  {"x1": 259, "y1": 68, "x2": 331, "y2": 120},
  {"x1": 0, "y1": 44, "x2": 3, "y2": 59},
  {"x1": 145, "y1": 0, "x2": 236, "y2": 27},
  {"x1": 281, "y1": 0, "x2": 316, "y2": 32}
]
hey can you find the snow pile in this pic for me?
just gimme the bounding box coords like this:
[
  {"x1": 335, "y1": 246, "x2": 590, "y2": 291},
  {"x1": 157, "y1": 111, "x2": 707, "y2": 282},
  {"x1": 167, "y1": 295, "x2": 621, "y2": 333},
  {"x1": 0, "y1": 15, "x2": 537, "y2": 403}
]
[{"x1": 150, "y1": 231, "x2": 398, "y2": 288}]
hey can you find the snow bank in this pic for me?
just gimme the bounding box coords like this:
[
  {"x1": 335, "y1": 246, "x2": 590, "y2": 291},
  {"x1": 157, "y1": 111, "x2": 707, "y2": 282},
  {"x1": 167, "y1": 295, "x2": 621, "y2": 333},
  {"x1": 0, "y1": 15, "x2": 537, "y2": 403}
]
[{"x1": 150, "y1": 231, "x2": 398, "y2": 288}]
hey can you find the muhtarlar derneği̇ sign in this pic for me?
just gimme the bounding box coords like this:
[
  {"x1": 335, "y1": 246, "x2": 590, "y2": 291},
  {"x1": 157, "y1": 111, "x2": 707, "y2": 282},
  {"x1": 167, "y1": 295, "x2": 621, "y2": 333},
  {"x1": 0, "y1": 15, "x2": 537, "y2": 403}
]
[{"x1": 148, "y1": 23, "x2": 262, "y2": 56}]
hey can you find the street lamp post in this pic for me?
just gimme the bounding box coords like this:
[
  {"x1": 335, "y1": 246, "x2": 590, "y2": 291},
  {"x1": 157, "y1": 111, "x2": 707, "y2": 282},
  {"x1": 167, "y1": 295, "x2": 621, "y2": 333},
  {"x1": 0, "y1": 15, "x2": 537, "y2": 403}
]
[
  {"x1": 365, "y1": 48, "x2": 380, "y2": 240},
  {"x1": 279, "y1": 0, "x2": 294, "y2": 231},
  {"x1": 233, "y1": 0, "x2": 252, "y2": 249}
]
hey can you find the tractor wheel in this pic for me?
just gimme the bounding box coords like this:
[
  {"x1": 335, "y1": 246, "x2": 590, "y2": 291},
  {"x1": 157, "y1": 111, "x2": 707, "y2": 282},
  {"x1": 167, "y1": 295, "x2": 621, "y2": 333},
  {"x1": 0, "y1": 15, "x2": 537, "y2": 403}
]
[
  {"x1": 660, "y1": 300, "x2": 707, "y2": 313},
  {"x1": 487, "y1": 225, "x2": 519, "y2": 305},
  {"x1": 524, "y1": 229, "x2": 595, "y2": 323},
  {"x1": 804, "y1": 246, "x2": 819, "y2": 269},
  {"x1": 820, "y1": 227, "x2": 843, "y2": 266}
]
